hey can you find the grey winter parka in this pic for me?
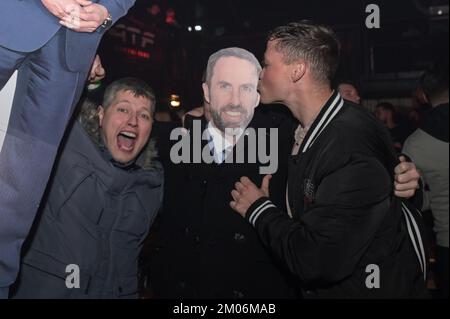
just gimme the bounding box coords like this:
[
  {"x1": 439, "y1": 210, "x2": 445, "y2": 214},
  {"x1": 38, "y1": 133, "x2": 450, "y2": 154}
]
[{"x1": 12, "y1": 112, "x2": 164, "y2": 299}]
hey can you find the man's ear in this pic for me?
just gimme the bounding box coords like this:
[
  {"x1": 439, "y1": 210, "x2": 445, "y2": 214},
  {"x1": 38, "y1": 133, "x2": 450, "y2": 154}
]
[
  {"x1": 202, "y1": 83, "x2": 211, "y2": 104},
  {"x1": 254, "y1": 92, "x2": 261, "y2": 108},
  {"x1": 291, "y1": 61, "x2": 306, "y2": 83},
  {"x1": 98, "y1": 105, "x2": 104, "y2": 127}
]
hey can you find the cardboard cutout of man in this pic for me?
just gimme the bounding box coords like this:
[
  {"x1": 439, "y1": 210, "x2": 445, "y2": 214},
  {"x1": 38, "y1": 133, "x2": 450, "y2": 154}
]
[
  {"x1": 201, "y1": 49, "x2": 261, "y2": 163},
  {"x1": 151, "y1": 48, "x2": 297, "y2": 298},
  {"x1": 0, "y1": 0, "x2": 136, "y2": 298}
]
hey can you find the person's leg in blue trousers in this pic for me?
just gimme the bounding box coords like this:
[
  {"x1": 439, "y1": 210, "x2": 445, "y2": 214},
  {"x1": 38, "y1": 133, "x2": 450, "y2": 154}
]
[{"x1": 0, "y1": 29, "x2": 89, "y2": 298}]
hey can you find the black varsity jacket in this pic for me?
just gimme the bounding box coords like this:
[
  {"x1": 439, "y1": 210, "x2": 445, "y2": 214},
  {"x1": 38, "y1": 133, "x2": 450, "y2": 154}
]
[{"x1": 245, "y1": 91, "x2": 430, "y2": 299}]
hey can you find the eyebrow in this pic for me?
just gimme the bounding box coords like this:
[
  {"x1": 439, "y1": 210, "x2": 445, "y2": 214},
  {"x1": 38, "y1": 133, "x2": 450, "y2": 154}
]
[
  {"x1": 115, "y1": 100, "x2": 151, "y2": 112},
  {"x1": 139, "y1": 107, "x2": 151, "y2": 114},
  {"x1": 241, "y1": 83, "x2": 256, "y2": 89},
  {"x1": 217, "y1": 81, "x2": 256, "y2": 89},
  {"x1": 114, "y1": 99, "x2": 132, "y2": 105}
]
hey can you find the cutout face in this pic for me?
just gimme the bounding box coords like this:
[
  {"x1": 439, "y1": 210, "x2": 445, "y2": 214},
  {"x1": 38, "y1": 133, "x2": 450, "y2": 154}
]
[{"x1": 203, "y1": 56, "x2": 260, "y2": 133}]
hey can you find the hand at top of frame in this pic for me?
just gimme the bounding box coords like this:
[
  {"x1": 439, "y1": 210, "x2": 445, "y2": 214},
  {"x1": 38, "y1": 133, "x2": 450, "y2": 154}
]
[
  {"x1": 57, "y1": 1, "x2": 109, "y2": 33},
  {"x1": 41, "y1": 0, "x2": 92, "y2": 20}
]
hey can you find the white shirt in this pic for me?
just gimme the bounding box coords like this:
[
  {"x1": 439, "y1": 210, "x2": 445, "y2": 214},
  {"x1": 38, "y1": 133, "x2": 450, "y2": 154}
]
[{"x1": 206, "y1": 122, "x2": 244, "y2": 164}]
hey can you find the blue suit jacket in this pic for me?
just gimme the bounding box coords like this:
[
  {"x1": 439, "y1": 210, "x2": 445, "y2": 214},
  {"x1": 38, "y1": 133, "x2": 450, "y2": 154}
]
[{"x1": 0, "y1": 0, "x2": 135, "y2": 71}]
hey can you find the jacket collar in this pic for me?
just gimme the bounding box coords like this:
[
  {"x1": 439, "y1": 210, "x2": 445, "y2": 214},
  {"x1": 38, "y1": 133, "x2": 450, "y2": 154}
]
[{"x1": 300, "y1": 90, "x2": 344, "y2": 153}]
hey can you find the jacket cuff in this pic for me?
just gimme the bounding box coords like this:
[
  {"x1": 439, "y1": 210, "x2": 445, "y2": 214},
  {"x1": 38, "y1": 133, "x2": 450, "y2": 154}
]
[{"x1": 246, "y1": 197, "x2": 277, "y2": 227}]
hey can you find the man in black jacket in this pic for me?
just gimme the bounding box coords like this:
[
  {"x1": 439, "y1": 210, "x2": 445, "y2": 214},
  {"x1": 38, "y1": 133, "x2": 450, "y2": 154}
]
[{"x1": 230, "y1": 22, "x2": 429, "y2": 298}]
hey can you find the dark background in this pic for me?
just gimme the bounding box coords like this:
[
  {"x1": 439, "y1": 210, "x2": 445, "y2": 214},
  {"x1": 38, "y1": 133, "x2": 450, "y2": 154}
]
[{"x1": 96, "y1": 0, "x2": 449, "y2": 112}]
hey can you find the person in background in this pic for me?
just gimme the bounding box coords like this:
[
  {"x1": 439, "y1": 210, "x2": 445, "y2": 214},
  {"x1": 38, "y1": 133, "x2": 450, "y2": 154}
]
[
  {"x1": 403, "y1": 63, "x2": 449, "y2": 298},
  {"x1": 375, "y1": 102, "x2": 414, "y2": 152}
]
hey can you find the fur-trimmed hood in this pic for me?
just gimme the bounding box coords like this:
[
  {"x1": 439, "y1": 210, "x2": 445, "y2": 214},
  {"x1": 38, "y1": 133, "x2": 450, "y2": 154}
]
[{"x1": 77, "y1": 99, "x2": 159, "y2": 171}]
